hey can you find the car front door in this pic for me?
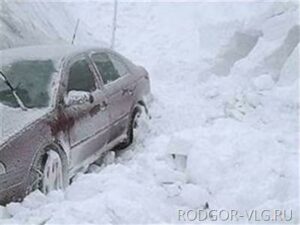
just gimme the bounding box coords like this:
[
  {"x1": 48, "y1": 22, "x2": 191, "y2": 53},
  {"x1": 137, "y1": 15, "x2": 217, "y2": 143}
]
[
  {"x1": 90, "y1": 52, "x2": 134, "y2": 143},
  {"x1": 64, "y1": 55, "x2": 110, "y2": 169}
]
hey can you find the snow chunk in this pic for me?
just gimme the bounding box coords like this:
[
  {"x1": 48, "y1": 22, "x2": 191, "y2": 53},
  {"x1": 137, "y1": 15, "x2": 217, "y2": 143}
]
[
  {"x1": 0, "y1": 206, "x2": 9, "y2": 219},
  {"x1": 253, "y1": 74, "x2": 275, "y2": 90}
]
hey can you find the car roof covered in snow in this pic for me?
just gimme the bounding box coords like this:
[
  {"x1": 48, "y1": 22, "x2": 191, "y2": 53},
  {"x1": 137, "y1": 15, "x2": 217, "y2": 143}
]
[{"x1": 0, "y1": 45, "x2": 108, "y2": 66}]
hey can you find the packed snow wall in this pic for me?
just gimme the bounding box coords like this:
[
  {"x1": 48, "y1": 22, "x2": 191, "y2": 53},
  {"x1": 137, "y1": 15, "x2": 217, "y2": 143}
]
[{"x1": 0, "y1": 0, "x2": 113, "y2": 49}]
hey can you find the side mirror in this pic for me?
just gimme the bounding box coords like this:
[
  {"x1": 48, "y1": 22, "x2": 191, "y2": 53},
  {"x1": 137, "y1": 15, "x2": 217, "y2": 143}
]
[{"x1": 64, "y1": 90, "x2": 93, "y2": 107}]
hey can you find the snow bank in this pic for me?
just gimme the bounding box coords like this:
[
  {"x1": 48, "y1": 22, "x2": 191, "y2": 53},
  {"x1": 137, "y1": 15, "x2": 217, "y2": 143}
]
[
  {"x1": 0, "y1": 1, "x2": 107, "y2": 49},
  {"x1": 0, "y1": 1, "x2": 299, "y2": 224}
]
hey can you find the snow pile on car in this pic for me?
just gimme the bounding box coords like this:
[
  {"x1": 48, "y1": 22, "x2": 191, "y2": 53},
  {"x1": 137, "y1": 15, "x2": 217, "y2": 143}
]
[{"x1": 0, "y1": 1, "x2": 299, "y2": 224}]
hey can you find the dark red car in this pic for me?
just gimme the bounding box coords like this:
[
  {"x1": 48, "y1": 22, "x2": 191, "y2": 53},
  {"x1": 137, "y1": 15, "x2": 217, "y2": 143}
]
[{"x1": 0, "y1": 45, "x2": 151, "y2": 205}]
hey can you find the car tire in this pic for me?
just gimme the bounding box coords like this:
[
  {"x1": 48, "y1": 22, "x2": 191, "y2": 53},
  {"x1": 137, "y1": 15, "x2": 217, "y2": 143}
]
[
  {"x1": 40, "y1": 150, "x2": 65, "y2": 194},
  {"x1": 27, "y1": 147, "x2": 68, "y2": 196},
  {"x1": 117, "y1": 107, "x2": 142, "y2": 150}
]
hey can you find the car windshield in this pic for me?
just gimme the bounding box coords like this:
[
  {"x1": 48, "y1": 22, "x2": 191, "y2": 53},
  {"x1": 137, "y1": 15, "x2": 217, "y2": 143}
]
[{"x1": 0, "y1": 60, "x2": 57, "y2": 108}]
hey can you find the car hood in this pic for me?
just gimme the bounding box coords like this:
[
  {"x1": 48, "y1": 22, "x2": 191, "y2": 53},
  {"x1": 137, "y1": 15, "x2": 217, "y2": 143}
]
[{"x1": 0, "y1": 104, "x2": 48, "y2": 147}]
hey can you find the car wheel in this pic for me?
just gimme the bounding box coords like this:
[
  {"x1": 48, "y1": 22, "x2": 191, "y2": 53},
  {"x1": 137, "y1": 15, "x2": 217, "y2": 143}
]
[
  {"x1": 40, "y1": 150, "x2": 64, "y2": 194},
  {"x1": 117, "y1": 107, "x2": 142, "y2": 150},
  {"x1": 27, "y1": 148, "x2": 67, "y2": 196}
]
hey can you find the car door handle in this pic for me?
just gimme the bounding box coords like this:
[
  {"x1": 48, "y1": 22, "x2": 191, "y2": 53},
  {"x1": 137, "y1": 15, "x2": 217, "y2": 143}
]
[
  {"x1": 89, "y1": 101, "x2": 107, "y2": 116},
  {"x1": 100, "y1": 101, "x2": 108, "y2": 111},
  {"x1": 128, "y1": 90, "x2": 134, "y2": 96},
  {"x1": 89, "y1": 104, "x2": 101, "y2": 116},
  {"x1": 122, "y1": 88, "x2": 128, "y2": 96},
  {"x1": 122, "y1": 88, "x2": 134, "y2": 96}
]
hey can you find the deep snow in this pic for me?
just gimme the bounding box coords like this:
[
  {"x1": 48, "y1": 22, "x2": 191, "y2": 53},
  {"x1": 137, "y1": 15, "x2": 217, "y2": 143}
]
[{"x1": 0, "y1": 1, "x2": 299, "y2": 224}]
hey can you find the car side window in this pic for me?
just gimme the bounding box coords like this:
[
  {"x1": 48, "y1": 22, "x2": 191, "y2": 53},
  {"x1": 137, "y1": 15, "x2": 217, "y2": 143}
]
[
  {"x1": 108, "y1": 54, "x2": 130, "y2": 77},
  {"x1": 92, "y1": 53, "x2": 120, "y2": 85},
  {"x1": 68, "y1": 59, "x2": 96, "y2": 92}
]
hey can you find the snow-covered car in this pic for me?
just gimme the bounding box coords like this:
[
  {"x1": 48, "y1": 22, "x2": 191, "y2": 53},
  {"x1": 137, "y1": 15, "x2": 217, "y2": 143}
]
[{"x1": 0, "y1": 45, "x2": 151, "y2": 205}]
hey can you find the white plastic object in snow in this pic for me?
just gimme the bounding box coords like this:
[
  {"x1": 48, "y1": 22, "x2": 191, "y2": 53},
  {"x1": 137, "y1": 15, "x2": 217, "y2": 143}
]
[
  {"x1": 167, "y1": 136, "x2": 191, "y2": 171},
  {"x1": 0, "y1": 206, "x2": 9, "y2": 219}
]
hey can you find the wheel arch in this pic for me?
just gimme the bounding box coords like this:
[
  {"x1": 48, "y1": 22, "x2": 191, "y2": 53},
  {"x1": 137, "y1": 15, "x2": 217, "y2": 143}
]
[{"x1": 136, "y1": 99, "x2": 148, "y2": 115}]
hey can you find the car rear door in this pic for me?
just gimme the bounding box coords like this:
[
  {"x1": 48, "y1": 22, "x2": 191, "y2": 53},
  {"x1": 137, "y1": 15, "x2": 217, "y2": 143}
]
[
  {"x1": 64, "y1": 55, "x2": 110, "y2": 168},
  {"x1": 90, "y1": 51, "x2": 134, "y2": 143}
]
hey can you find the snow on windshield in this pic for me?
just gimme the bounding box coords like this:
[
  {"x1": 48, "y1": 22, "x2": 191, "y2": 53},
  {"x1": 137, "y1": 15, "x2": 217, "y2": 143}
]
[{"x1": 0, "y1": 59, "x2": 57, "y2": 108}]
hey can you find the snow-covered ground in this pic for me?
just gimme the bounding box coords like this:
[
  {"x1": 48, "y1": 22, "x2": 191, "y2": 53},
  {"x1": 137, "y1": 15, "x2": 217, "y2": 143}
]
[{"x1": 0, "y1": 1, "x2": 299, "y2": 224}]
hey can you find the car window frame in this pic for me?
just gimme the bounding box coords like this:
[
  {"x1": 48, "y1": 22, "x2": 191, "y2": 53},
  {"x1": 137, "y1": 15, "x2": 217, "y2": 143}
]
[
  {"x1": 67, "y1": 58, "x2": 97, "y2": 93},
  {"x1": 89, "y1": 51, "x2": 124, "y2": 88},
  {"x1": 57, "y1": 52, "x2": 102, "y2": 105},
  {"x1": 107, "y1": 52, "x2": 131, "y2": 77}
]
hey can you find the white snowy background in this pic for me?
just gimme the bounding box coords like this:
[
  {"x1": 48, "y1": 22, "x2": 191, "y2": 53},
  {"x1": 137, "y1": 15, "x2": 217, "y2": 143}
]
[{"x1": 0, "y1": 0, "x2": 299, "y2": 224}]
